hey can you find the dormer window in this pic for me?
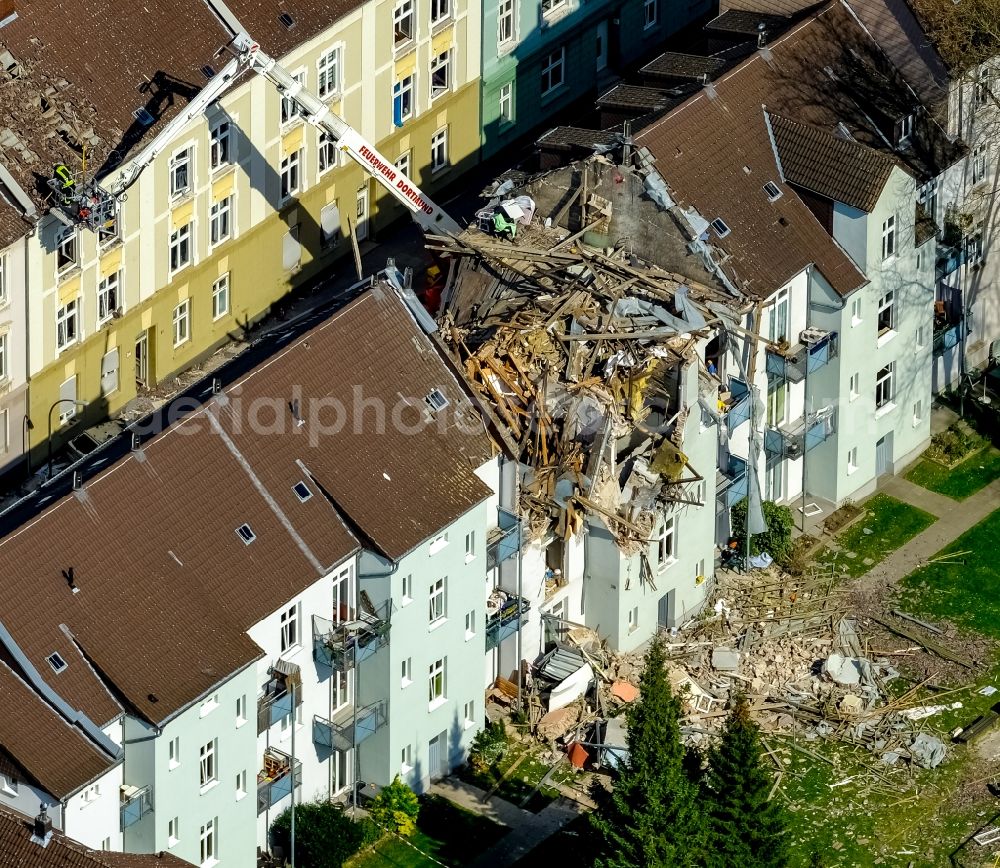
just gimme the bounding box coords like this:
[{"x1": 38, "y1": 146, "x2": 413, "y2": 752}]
[
  {"x1": 763, "y1": 181, "x2": 782, "y2": 202},
  {"x1": 46, "y1": 652, "x2": 68, "y2": 673},
  {"x1": 710, "y1": 218, "x2": 731, "y2": 238},
  {"x1": 236, "y1": 524, "x2": 256, "y2": 545}
]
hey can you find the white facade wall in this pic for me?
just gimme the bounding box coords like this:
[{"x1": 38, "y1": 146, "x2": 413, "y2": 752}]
[
  {"x1": 62, "y1": 762, "x2": 123, "y2": 853},
  {"x1": 0, "y1": 233, "x2": 28, "y2": 477}
]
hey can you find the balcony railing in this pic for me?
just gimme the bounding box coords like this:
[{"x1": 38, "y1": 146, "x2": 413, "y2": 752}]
[
  {"x1": 485, "y1": 591, "x2": 530, "y2": 651},
  {"x1": 766, "y1": 329, "x2": 838, "y2": 383},
  {"x1": 313, "y1": 597, "x2": 391, "y2": 671},
  {"x1": 257, "y1": 747, "x2": 302, "y2": 816},
  {"x1": 257, "y1": 661, "x2": 303, "y2": 734},
  {"x1": 722, "y1": 378, "x2": 751, "y2": 433},
  {"x1": 764, "y1": 408, "x2": 836, "y2": 458},
  {"x1": 486, "y1": 508, "x2": 521, "y2": 572},
  {"x1": 120, "y1": 784, "x2": 152, "y2": 831},
  {"x1": 313, "y1": 700, "x2": 387, "y2": 752},
  {"x1": 937, "y1": 242, "x2": 967, "y2": 278},
  {"x1": 716, "y1": 454, "x2": 749, "y2": 509}
]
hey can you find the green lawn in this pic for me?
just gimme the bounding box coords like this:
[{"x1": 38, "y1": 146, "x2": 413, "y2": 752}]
[
  {"x1": 898, "y1": 507, "x2": 1000, "y2": 637},
  {"x1": 455, "y1": 744, "x2": 561, "y2": 812},
  {"x1": 904, "y1": 447, "x2": 1000, "y2": 500},
  {"x1": 815, "y1": 493, "x2": 936, "y2": 578},
  {"x1": 350, "y1": 795, "x2": 507, "y2": 867}
]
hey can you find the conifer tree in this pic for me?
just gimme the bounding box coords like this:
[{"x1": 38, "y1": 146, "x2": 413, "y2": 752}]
[
  {"x1": 703, "y1": 695, "x2": 791, "y2": 868},
  {"x1": 590, "y1": 634, "x2": 706, "y2": 868}
]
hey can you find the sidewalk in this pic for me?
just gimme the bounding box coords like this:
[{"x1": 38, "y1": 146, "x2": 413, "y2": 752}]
[{"x1": 430, "y1": 777, "x2": 588, "y2": 868}]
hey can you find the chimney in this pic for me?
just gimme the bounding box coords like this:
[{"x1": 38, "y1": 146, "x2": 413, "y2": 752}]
[
  {"x1": 757, "y1": 22, "x2": 768, "y2": 49},
  {"x1": 31, "y1": 804, "x2": 53, "y2": 847}
]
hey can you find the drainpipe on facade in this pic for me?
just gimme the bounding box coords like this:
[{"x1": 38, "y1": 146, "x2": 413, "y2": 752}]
[
  {"x1": 290, "y1": 679, "x2": 296, "y2": 868},
  {"x1": 801, "y1": 266, "x2": 813, "y2": 533}
]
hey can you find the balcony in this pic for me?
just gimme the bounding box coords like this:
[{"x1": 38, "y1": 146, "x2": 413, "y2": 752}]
[
  {"x1": 721, "y1": 378, "x2": 751, "y2": 433},
  {"x1": 485, "y1": 590, "x2": 531, "y2": 651},
  {"x1": 313, "y1": 700, "x2": 386, "y2": 752},
  {"x1": 119, "y1": 784, "x2": 152, "y2": 831},
  {"x1": 766, "y1": 329, "x2": 838, "y2": 383},
  {"x1": 716, "y1": 454, "x2": 749, "y2": 509},
  {"x1": 937, "y1": 242, "x2": 967, "y2": 278},
  {"x1": 486, "y1": 508, "x2": 521, "y2": 572},
  {"x1": 257, "y1": 661, "x2": 302, "y2": 734},
  {"x1": 313, "y1": 596, "x2": 391, "y2": 671},
  {"x1": 257, "y1": 747, "x2": 302, "y2": 815},
  {"x1": 764, "y1": 407, "x2": 836, "y2": 458}
]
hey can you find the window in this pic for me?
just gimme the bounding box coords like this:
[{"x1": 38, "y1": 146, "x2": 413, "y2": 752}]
[
  {"x1": 431, "y1": 0, "x2": 450, "y2": 24},
  {"x1": 97, "y1": 271, "x2": 120, "y2": 324},
  {"x1": 915, "y1": 325, "x2": 927, "y2": 350},
  {"x1": 167, "y1": 817, "x2": 179, "y2": 847},
  {"x1": 280, "y1": 150, "x2": 301, "y2": 201},
  {"x1": 429, "y1": 532, "x2": 448, "y2": 554},
  {"x1": 402, "y1": 573, "x2": 413, "y2": 604},
  {"x1": 210, "y1": 195, "x2": 232, "y2": 246},
  {"x1": 431, "y1": 127, "x2": 449, "y2": 173},
  {"x1": 199, "y1": 740, "x2": 217, "y2": 788},
  {"x1": 293, "y1": 480, "x2": 312, "y2": 502},
  {"x1": 47, "y1": 651, "x2": 67, "y2": 673},
  {"x1": 57, "y1": 376, "x2": 77, "y2": 425},
  {"x1": 0, "y1": 773, "x2": 17, "y2": 797},
  {"x1": 394, "y1": 0, "x2": 414, "y2": 46},
  {"x1": 401, "y1": 744, "x2": 413, "y2": 774},
  {"x1": 317, "y1": 46, "x2": 342, "y2": 99},
  {"x1": 710, "y1": 218, "x2": 731, "y2": 238},
  {"x1": 465, "y1": 531, "x2": 476, "y2": 561},
  {"x1": 429, "y1": 577, "x2": 446, "y2": 624},
  {"x1": 967, "y1": 225, "x2": 985, "y2": 265},
  {"x1": 428, "y1": 657, "x2": 445, "y2": 705},
  {"x1": 464, "y1": 610, "x2": 475, "y2": 639},
  {"x1": 0, "y1": 408, "x2": 6, "y2": 455},
  {"x1": 172, "y1": 299, "x2": 191, "y2": 347},
  {"x1": 56, "y1": 299, "x2": 79, "y2": 350},
  {"x1": 847, "y1": 447, "x2": 858, "y2": 474},
  {"x1": 643, "y1": 0, "x2": 657, "y2": 29},
  {"x1": 425, "y1": 388, "x2": 449, "y2": 411},
  {"x1": 849, "y1": 371, "x2": 860, "y2": 401},
  {"x1": 657, "y1": 516, "x2": 676, "y2": 567},
  {"x1": 281, "y1": 71, "x2": 306, "y2": 125},
  {"x1": 499, "y1": 82, "x2": 514, "y2": 125},
  {"x1": 975, "y1": 64, "x2": 992, "y2": 111},
  {"x1": 98, "y1": 212, "x2": 120, "y2": 248},
  {"x1": 881, "y1": 214, "x2": 896, "y2": 260},
  {"x1": 101, "y1": 838, "x2": 111, "y2": 852},
  {"x1": 767, "y1": 379, "x2": 788, "y2": 426},
  {"x1": 463, "y1": 699, "x2": 475, "y2": 729},
  {"x1": 877, "y1": 289, "x2": 895, "y2": 336},
  {"x1": 320, "y1": 202, "x2": 342, "y2": 248},
  {"x1": 199, "y1": 818, "x2": 216, "y2": 866},
  {"x1": 919, "y1": 179, "x2": 938, "y2": 224},
  {"x1": 401, "y1": 656, "x2": 412, "y2": 687},
  {"x1": 541, "y1": 48, "x2": 565, "y2": 95},
  {"x1": 973, "y1": 143, "x2": 990, "y2": 185},
  {"x1": 769, "y1": 288, "x2": 789, "y2": 343},
  {"x1": 498, "y1": 0, "x2": 515, "y2": 45},
  {"x1": 393, "y1": 75, "x2": 414, "y2": 126},
  {"x1": 318, "y1": 133, "x2": 338, "y2": 174},
  {"x1": 430, "y1": 50, "x2": 452, "y2": 99},
  {"x1": 0, "y1": 253, "x2": 6, "y2": 303},
  {"x1": 542, "y1": 0, "x2": 567, "y2": 16},
  {"x1": 762, "y1": 181, "x2": 783, "y2": 202},
  {"x1": 0, "y1": 333, "x2": 6, "y2": 381},
  {"x1": 850, "y1": 296, "x2": 862, "y2": 326},
  {"x1": 280, "y1": 604, "x2": 299, "y2": 652},
  {"x1": 627, "y1": 605, "x2": 639, "y2": 632},
  {"x1": 169, "y1": 148, "x2": 192, "y2": 198},
  {"x1": 396, "y1": 150, "x2": 411, "y2": 179},
  {"x1": 56, "y1": 227, "x2": 78, "y2": 273},
  {"x1": 200, "y1": 695, "x2": 219, "y2": 717},
  {"x1": 83, "y1": 783, "x2": 100, "y2": 803},
  {"x1": 896, "y1": 113, "x2": 913, "y2": 145},
  {"x1": 169, "y1": 223, "x2": 192, "y2": 273},
  {"x1": 168, "y1": 736, "x2": 180, "y2": 769},
  {"x1": 913, "y1": 399, "x2": 924, "y2": 426},
  {"x1": 236, "y1": 694, "x2": 247, "y2": 726},
  {"x1": 875, "y1": 362, "x2": 894, "y2": 409},
  {"x1": 236, "y1": 523, "x2": 255, "y2": 544},
  {"x1": 212, "y1": 273, "x2": 230, "y2": 320},
  {"x1": 210, "y1": 123, "x2": 231, "y2": 170},
  {"x1": 236, "y1": 770, "x2": 247, "y2": 800}
]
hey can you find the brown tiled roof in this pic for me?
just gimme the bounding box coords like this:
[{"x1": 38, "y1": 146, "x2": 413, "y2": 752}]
[
  {"x1": 769, "y1": 113, "x2": 897, "y2": 211},
  {"x1": 217, "y1": 0, "x2": 366, "y2": 57},
  {"x1": 0, "y1": 0, "x2": 231, "y2": 246},
  {"x1": 0, "y1": 663, "x2": 116, "y2": 799},
  {"x1": 634, "y1": 6, "x2": 871, "y2": 298},
  {"x1": 596, "y1": 85, "x2": 677, "y2": 110},
  {"x1": 641, "y1": 53, "x2": 727, "y2": 81},
  {"x1": 705, "y1": 9, "x2": 792, "y2": 35},
  {"x1": 0, "y1": 283, "x2": 490, "y2": 727},
  {"x1": 536, "y1": 127, "x2": 622, "y2": 149},
  {"x1": 0, "y1": 807, "x2": 187, "y2": 868}
]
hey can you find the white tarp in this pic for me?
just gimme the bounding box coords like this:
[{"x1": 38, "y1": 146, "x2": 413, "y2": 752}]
[{"x1": 548, "y1": 662, "x2": 594, "y2": 712}]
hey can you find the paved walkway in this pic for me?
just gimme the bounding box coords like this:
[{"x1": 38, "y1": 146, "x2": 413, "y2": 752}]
[{"x1": 430, "y1": 777, "x2": 588, "y2": 868}]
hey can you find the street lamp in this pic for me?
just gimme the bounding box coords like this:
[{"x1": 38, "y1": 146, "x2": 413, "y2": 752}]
[{"x1": 47, "y1": 399, "x2": 87, "y2": 480}]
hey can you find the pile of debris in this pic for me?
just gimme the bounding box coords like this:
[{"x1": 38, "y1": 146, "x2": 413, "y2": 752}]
[{"x1": 429, "y1": 158, "x2": 739, "y2": 556}]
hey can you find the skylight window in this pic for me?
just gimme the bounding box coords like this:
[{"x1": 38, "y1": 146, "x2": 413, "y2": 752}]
[
  {"x1": 293, "y1": 481, "x2": 312, "y2": 502},
  {"x1": 46, "y1": 652, "x2": 67, "y2": 674},
  {"x1": 425, "y1": 389, "x2": 449, "y2": 412},
  {"x1": 201, "y1": 65, "x2": 216, "y2": 80},
  {"x1": 236, "y1": 524, "x2": 256, "y2": 545},
  {"x1": 133, "y1": 107, "x2": 155, "y2": 127},
  {"x1": 763, "y1": 181, "x2": 783, "y2": 202},
  {"x1": 710, "y1": 218, "x2": 731, "y2": 238},
  {"x1": 278, "y1": 11, "x2": 296, "y2": 28}
]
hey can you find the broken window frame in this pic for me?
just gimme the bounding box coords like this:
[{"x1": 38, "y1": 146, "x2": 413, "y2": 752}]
[
  {"x1": 168, "y1": 147, "x2": 193, "y2": 199},
  {"x1": 656, "y1": 516, "x2": 676, "y2": 568},
  {"x1": 430, "y1": 50, "x2": 452, "y2": 100},
  {"x1": 876, "y1": 289, "x2": 895, "y2": 336},
  {"x1": 318, "y1": 133, "x2": 338, "y2": 175},
  {"x1": 97, "y1": 270, "x2": 121, "y2": 325},
  {"x1": 393, "y1": 75, "x2": 414, "y2": 126},
  {"x1": 281, "y1": 70, "x2": 307, "y2": 126},
  {"x1": 56, "y1": 226, "x2": 78, "y2": 274},
  {"x1": 209, "y1": 122, "x2": 232, "y2": 171},
  {"x1": 317, "y1": 45, "x2": 342, "y2": 100},
  {"x1": 56, "y1": 298, "x2": 79, "y2": 351},
  {"x1": 393, "y1": 0, "x2": 414, "y2": 47}
]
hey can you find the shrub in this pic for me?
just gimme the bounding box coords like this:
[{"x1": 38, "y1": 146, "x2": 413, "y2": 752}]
[
  {"x1": 925, "y1": 424, "x2": 986, "y2": 465},
  {"x1": 469, "y1": 719, "x2": 508, "y2": 772},
  {"x1": 732, "y1": 499, "x2": 795, "y2": 565},
  {"x1": 270, "y1": 801, "x2": 377, "y2": 868},
  {"x1": 368, "y1": 776, "x2": 420, "y2": 838}
]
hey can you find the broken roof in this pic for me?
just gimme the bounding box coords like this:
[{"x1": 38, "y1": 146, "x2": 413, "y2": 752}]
[
  {"x1": 0, "y1": 283, "x2": 491, "y2": 727},
  {"x1": 769, "y1": 113, "x2": 898, "y2": 211},
  {"x1": 0, "y1": 807, "x2": 187, "y2": 868},
  {"x1": 0, "y1": 662, "x2": 117, "y2": 799}
]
